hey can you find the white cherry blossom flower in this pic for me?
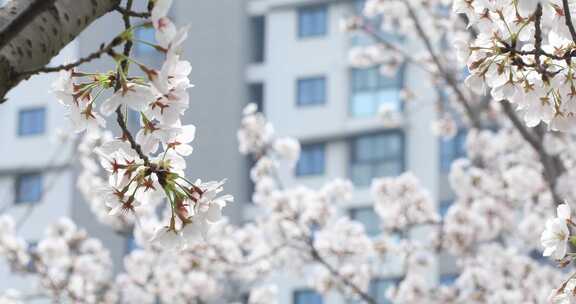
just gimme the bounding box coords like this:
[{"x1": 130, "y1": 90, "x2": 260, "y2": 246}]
[
  {"x1": 150, "y1": 227, "x2": 183, "y2": 251},
  {"x1": 165, "y1": 124, "x2": 196, "y2": 156},
  {"x1": 68, "y1": 103, "x2": 106, "y2": 133},
  {"x1": 52, "y1": 69, "x2": 75, "y2": 106},
  {"x1": 541, "y1": 204, "x2": 571, "y2": 260},
  {"x1": 100, "y1": 84, "x2": 155, "y2": 116}
]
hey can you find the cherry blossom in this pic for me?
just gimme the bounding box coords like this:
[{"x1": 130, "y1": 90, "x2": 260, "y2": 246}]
[{"x1": 541, "y1": 204, "x2": 571, "y2": 260}]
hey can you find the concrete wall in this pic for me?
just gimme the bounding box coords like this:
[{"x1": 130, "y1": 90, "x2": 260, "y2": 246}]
[
  {"x1": 173, "y1": 0, "x2": 249, "y2": 222},
  {"x1": 0, "y1": 42, "x2": 78, "y2": 296}
]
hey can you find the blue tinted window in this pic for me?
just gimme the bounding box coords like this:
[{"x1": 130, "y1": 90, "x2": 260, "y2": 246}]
[
  {"x1": 126, "y1": 234, "x2": 138, "y2": 253},
  {"x1": 297, "y1": 143, "x2": 325, "y2": 176},
  {"x1": 439, "y1": 199, "x2": 453, "y2": 217},
  {"x1": 251, "y1": 16, "x2": 266, "y2": 63},
  {"x1": 350, "y1": 0, "x2": 403, "y2": 47},
  {"x1": 249, "y1": 83, "x2": 265, "y2": 112},
  {"x1": 298, "y1": 5, "x2": 327, "y2": 38},
  {"x1": 15, "y1": 173, "x2": 42, "y2": 204},
  {"x1": 18, "y1": 108, "x2": 46, "y2": 136},
  {"x1": 351, "y1": 67, "x2": 402, "y2": 117},
  {"x1": 440, "y1": 273, "x2": 459, "y2": 286},
  {"x1": 26, "y1": 241, "x2": 38, "y2": 271},
  {"x1": 135, "y1": 26, "x2": 157, "y2": 54},
  {"x1": 349, "y1": 207, "x2": 380, "y2": 236},
  {"x1": 127, "y1": 109, "x2": 141, "y2": 134},
  {"x1": 529, "y1": 249, "x2": 550, "y2": 264},
  {"x1": 350, "y1": 132, "x2": 404, "y2": 186},
  {"x1": 440, "y1": 129, "x2": 467, "y2": 172},
  {"x1": 369, "y1": 278, "x2": 401, "y2": 304},
  {"x1": 297, "y1": 77, "x2": 326, "y2": 106},
  {"x1": 294, "y1": 289, "x2": 322, "y2": 304}
]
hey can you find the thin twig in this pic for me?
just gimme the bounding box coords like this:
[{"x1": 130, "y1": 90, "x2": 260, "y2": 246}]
[
  {"x1": 563, "y1": 0, "x2": 576, "y2": 43},
  {"x1": 403, "y1": 0, "x2": 482, "y2": 129},
  {"x1": 113, "y1": 0, "x2": 150, "y2": 166},
  {"x1": 18, "y1": 37, "x2": 124, "y2": 77},
  {"x1": 501, "y1": 100, "x2": 564, "y2": 204},
  {"x1": 360, "y1": 22, "x2": 435, "y2": 75},
  {"x1": 114, "y1": 5, "x2": 150, "y2": 18},
  {"x1": 115, "y1": 108, "x2": 150, "y2": 165},
  {"x1": 534, "y1": 4, "x2": 543, "y2": 67},
  {"x1": 308, "y1": 238, "x2": 377, "y2": 304}
]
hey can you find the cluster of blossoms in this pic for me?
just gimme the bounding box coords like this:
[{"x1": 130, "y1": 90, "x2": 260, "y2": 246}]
[
  {"x1": 343, "y1": 0, "x2": 492, "y2": 132},
  {"x1": 372, "y1": 173, "x2": 439, "y2": 230},
  {"x1": 237, "y1": 105, "x2": 378, "y2": 298},
  {"x1": 0, "y1": 216, "x2": 115, "y2": 303},
  {"x1": 425, "y1": 244, "x2": 561, "y2": 303},
  {"x1": 345, "y1": 2, "x2": 576, "y2": 299},
  {"x1": 6, "y1": 0, "x2": 576, "y2": 302},
  {"x1": 51, "y1": 0, "x2": 231, "y2": 250},
  {"x1": 456, "y1": 0, "x2": 576, "y2": 132},
  {"x1": 2, "y1": 103, "x2": 574, "y2": 302}
]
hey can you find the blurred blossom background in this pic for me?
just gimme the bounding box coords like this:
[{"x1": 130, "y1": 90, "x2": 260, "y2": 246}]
[{"x1": 0, "y1": 0, "x2": 475, "y2": 303}]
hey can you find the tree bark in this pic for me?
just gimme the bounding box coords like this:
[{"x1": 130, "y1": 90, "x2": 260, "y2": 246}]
[{"x1": 0, "y1": 0, "x2": 120, "y2": 102}]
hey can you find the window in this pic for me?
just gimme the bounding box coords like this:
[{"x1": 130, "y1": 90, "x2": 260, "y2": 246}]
[
  {"x1": 18, "y1": 108, "x2": 46, "y2": 136},
  {"x1": 439, "y1": 273, "x2": 459, "y2": 286},
  {"x1": 350, "y1": 0, "x2": 403, "y2": 47},
  {"x1": 440, "y1": 129, "x2": 467, "y2": 172},
  {"x1": 250, "y1": 16, "x2": 266, "y2": 63},
  {"x1": 368, "y1": 278, "x2": 401, "y2": 304},
  {"x1": 298, "y1": 5, "x2": 328, "y2": 38},
  {"x1": 126, "y1": 234, "x2": 139, "y2": 254},
  {"x1": 350, "y1": 132, "x2": 404, "y2": 186},
  {"x1": 530, "y1": 249, "x2": 552, "y2": 264},
  {"x1": 294, "y1": 289, "x2": 323, "y2": 304},
  {"x1": 134, "y1": 26, "x2": 162, "y2": 68},
  {"x1": 249, "y1": 83, "x2": 265, "y2": 112},
  {"x1": 439, "y1": 199, "x2": 453, "y2": 217},
  {"x1": 134, "y1": 26, "x2": 157, "y2": 54},
  {"x1": 246, "y1": 156, "x2": 257, "y2": 203},
  {"x1": 350, "y1": 67, "x2": 402, "y2": 117},
  {"x1": 296, "y1": 143, "x2": 325, "y2": 176},
  {"x1": 26, "y1": 241, "x2": 38, "y2": 272},
  {"x1": 297, "y1": 77, "x2": 326, "y2": 106},
  {"x1": 349, "y1": 207, "x2": 380, "y2": 236},
  {"x1": 127, "y1": 109, "x2": 141, "y2": 135},
  {"x1": 15, "y1": 173, "x2": 42, "y2": 204},
  {"x1": 240, "y1": 293, "x2": 250, "y2": 304}
]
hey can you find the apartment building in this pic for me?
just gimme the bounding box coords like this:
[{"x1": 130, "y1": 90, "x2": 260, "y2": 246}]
[
  {"x1": 0, "y1": 0, "x2": 466, "y2": 302},
  {"x1": 0, "y1": 41, "x2": 80, "y2": 293},
  {"x1": 243, "y1": 0, "x2": 462, "y2": 303}
]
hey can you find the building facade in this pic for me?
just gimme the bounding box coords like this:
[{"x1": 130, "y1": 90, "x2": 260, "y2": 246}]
[
  {"x1": 0, "y1": 0, "x2": 466, "y2": 303},
  {"x1": 243, "y1": 0, "x2": 461, "y2": 303},
  {"x1": 0, "y1": 41, "x2": 80, "y2": 294}
]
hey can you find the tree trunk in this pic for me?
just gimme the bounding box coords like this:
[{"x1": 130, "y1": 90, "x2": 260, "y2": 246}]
[{"x1": 0, "y1": 0, "x2": 120, "y2": 102}]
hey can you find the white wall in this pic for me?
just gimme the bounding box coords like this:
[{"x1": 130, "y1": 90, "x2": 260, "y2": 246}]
[{"x1": 0, "y1": 41, "x2": 78, "y2": 297}]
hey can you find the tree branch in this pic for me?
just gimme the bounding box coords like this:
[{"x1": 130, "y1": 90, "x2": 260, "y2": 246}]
[
  {"x1": 113, "y1": 0, "x2": 150, "y2": 166},
  {"x1": 308, "y1": 240, "x2": 376, "y2": 304},
  {"x1": 501, "y1": 100, "x2": 565, "y2": 204},
  {"x1": 114, "y1": 5, "x2": 150, "y2": 18},
  {"x1": 0, "y1": 0, "x2": 121, "y2": 102},
  {"x1": 18, "y1": 36, "x2": 124, "y2": 77},
  {"x1": 359, "y1": 23, "x2": 435, "y2": 75},
  {"x1": 563, "y1": 0, "x2": 576, "y2": 43},
  {"x1": 534, "y1": 3, "x2": 544, "y2": 69},
  {"x1": 402, "y1": 0, "x2": 482, "y2": 129}
]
